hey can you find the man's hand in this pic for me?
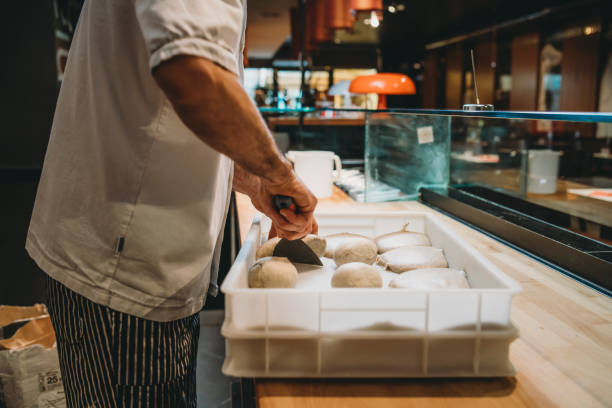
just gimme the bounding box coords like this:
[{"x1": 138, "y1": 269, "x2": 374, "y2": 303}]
[
  {"x1": 252, "y1": 174, "x2": 318, "y2": 240},
  {"x1": 232, "y1": 163, "x2": 317, "y2": 239}
]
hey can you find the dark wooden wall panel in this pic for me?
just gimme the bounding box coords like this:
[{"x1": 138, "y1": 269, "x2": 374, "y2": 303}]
[
  {"x1": 559, "y1": 33, "x2": 601, "y2": 112},
  {"x1": 510, "y1": 33, "x2": 540, "y2": 110},
  {"x1": 423, "y1": 51, "x2": 441, "y2": 108},
  {"x1": 474, "y1": 40, "x2": 496, "y2": 105},
  {"x1": 445, "y1": 45, "x2": 463, "y2": 109}
]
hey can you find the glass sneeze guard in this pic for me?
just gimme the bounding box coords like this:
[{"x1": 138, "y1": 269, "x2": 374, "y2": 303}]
[{"x1": 260, "y1": 107, "x2": 612, "y2": 294}]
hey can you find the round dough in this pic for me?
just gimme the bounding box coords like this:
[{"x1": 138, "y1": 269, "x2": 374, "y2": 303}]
[
  {"x1": 334, "y1": 237, "x2": 378, "y2": 266},
  {"x1": 248, "y1": 256, "x2": 298, "y2": 288},
  {"x1": 302, "y1": 234, "x2": 326, "y2": 257},
  {"x1": 376, "y1": 246, "x2": 447, "y2": 273},
  {"x1": 256, "y1": 237, "x2": 281, "y2": 259},
  {"x1": 332, "y1": 262, "x2": 382, "y2": 288},
  {"x1": 323, "y1": 233, "x2": 370, "y2": 258},
  {"x1": 375, "y1": 224, "x2": 430, "y2": 253},
  {"x1": 389, "y1": 268, "x2": 469, "y2": 289}
]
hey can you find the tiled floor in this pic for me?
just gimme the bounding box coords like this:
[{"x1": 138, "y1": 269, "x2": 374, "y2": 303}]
[{"x1": 197, "y1": 310, "x2": 233, "y2": 408}]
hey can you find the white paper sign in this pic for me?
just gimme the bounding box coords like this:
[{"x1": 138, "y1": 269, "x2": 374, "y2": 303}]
[{"x1": 417, "y1": 126, "x2": 434, "y2": 144}]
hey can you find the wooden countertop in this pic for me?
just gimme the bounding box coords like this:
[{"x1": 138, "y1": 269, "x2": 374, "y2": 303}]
[
  {"x1": 235, "y1": 189, "x2": 612, "y2": 408},
  {"x1": 528, "y1": 180, "x2": 612, "y2": 229},
  {"x1": 266, "y1": 116, "x2": 366, "y2": 130},
  {"x1": 453, "y1": 168, "x2": 612, "y2": 229}
]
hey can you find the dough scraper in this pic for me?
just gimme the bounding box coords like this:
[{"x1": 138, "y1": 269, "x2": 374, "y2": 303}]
[{"x1": 271, "y1": 195, "x2": 323, "y2": 266}]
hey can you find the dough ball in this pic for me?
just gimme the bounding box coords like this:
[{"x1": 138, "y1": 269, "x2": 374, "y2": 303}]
[
  {"x1": 334, "y1": 237, "x2": 378, "y2": 267},
  {"x1": 375, "y1": 224, "x2": 430, "y2": 253},
  {"x1": 332, "y1": 262, "x2": 382, "y2": 288},
  {"x1": 376, "y1": 246, "x2": 448, "y2": 273},
  {"x1": 248, "y1": 256, "x2": 298, "y2": 288},
  {"x1": 323, "y1": 233, "x2": 370, "y2": 258},
  {"x1": 302, "y1": 234, "x2": 326, "y2": 257},
  {"x1": 389, "y1": 268, "x2": 469, "y2": 289},
  {"x1": 256, "y1": 237, "x2": 281, "y2": 259}
]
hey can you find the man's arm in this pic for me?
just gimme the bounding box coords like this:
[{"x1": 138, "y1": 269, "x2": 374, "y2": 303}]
[
  {"x1": 153, "y1": 56, "x2": 316, "y2": 239},
  {"x1": 232, "y1": 163, "x2": 260, "y2": 197}
]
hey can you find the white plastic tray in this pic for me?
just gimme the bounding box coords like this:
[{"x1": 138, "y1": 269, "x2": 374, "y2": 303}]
[{"x1": 221, "y1": 210, "x2": 521, "y2": 378}]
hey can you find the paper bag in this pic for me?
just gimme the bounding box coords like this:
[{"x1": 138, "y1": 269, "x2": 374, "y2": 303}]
[{"x1": 0, "y1": 305, "x2": 65, "y2": 408}]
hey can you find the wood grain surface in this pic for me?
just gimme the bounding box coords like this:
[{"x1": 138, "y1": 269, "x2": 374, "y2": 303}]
[
  {"x1": 266, "y1": 117, "x2": 366, "y2": 130},
  {"x1": 235, "y1": 188, "x2": 612, "y2": 408},
  {"x1": 453, "y1": 167, "x2": 612, "y2": 229}
]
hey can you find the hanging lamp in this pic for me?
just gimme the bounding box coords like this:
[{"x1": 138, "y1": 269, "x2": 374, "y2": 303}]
[
  {"x1": 349, "y1": 73, "x2": 416, "y2": 109},
  {"x1": 308, "y1": 0, "x2": 331, "y2": 45},
  {"x1": 327, "y1": 0, "x2": 354, "y2": 30},
  {"x1": 350, "y1": 0, "x2": 383, "y2": 27}
]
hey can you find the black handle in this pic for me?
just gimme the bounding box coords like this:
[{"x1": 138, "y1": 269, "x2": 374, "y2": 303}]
[{"x1": 274, "y1": 195, "x2": 295, "y2": 211}]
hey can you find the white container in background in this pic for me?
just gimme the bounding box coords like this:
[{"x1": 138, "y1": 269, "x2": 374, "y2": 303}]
[
  {"x1": 287, "y1": 151, "x2": 342, "y2": 198},
  {"x1": 527, "y1": 149, "x2": 561, "y2": 194},
  {"x1": 220, "y1": 210, "x2": 521, "y2": 378}
]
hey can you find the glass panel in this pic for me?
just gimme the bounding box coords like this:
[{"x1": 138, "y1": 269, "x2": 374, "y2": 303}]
[
  {"x1": 450, "y1": 117, "x2": 528, "y2": 196},
  {"x1": 259, "y1": 107, "x2": 612, "y2": 245},
  {"x1": 447, "y1": 117, "x2": 612, "y2": 246},
  {"x1": 364, "y1": 112, "x2": 450, "y2": 202}
]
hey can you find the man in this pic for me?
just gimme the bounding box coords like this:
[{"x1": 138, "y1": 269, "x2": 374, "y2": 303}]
[{"x1": 26, "y1": 0, "x2": 317, "y2": 406}]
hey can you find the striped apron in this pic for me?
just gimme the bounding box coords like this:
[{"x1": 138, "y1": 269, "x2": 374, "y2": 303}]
[{"x1": 45, "y1": 275, "x2": 200, "y2": 407}]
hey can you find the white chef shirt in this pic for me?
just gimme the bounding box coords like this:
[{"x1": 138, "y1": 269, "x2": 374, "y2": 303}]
[{"x1": 26, "y1": 0, "x2": 246, "y2": 321}]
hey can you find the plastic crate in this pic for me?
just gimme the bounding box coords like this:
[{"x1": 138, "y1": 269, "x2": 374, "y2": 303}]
[{"x1": 221, "y1": 210, "x2": 521, "y2": 377}]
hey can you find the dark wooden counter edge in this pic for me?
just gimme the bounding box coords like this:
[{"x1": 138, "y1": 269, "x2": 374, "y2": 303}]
[{"x1": 231, "y1": 378, "x2": 257, "y2": 408}]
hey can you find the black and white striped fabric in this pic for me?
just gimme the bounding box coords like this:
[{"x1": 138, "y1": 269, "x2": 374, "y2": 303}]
[{"x1": 45, "y1": 275, "x2": 200, "y2": 407}]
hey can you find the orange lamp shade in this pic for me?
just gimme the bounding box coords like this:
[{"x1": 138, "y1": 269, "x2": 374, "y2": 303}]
[
  {"x1": 350, "y1": 0, "x2": 383, "y2": 11},
  {"x1": 349, "y1": 73, "x2": 416, "y2": 109}
]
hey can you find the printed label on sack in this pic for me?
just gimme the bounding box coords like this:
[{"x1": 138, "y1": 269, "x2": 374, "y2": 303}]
[
  {"x1": 39, "y1": 370, "x2": 63, "y2": 392},
  {"x1": 417, "y1": 126, "x2": 434, "y2": 144}
]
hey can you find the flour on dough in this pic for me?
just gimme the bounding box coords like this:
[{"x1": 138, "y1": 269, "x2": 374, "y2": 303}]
[
  {"x1": 389, "y1": 268, "x2": 469, "y2": 289},
  {"x1": 248, "y1": 256, "x2": 298, "y2": 288},
  {"x1": 375, "y1": 224, "x2": 430, "y2": 253},
  {"x1": 256, "y1": 237, "x2": 281, "y2": 259},
  {"x1": 302, "y1": 234, "x2": 326, "y2": 257},
  {"x1": 376, "y1": 246, "x2": 448, "y2": 273},
  {"x1": 332, "y1": 262, "x2": 382, "y2": 288},
  {"x1": 334, "y1": 237, "x2": 378, "y2": 266},
  {"x1": 323, "y1": 232, "x2": 371, "y2": 258}
]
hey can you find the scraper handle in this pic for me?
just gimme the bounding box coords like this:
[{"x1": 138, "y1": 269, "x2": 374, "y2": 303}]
[{"x1": 274, "y1": 195, "x2": 296, "y2": 212}]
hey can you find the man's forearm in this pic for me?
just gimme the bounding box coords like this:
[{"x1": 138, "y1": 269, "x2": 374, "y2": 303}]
[
  {"x1": 232, "y1": 163, "x2": 260, "y2": 197},
  {"x1": 153, "y1": 56, "x2": 291, "y2": 185},
  {"x1": 153, "y1": 55, "x2": 318, "y2": 239}
]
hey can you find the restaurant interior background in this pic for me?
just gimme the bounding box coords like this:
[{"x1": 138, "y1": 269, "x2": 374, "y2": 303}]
[{"x1": 1, "y1": 0, "x2": 611, "y2": 306}]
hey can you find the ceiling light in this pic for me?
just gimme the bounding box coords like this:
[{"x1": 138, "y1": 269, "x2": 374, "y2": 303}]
[{"x1": 388, "y1": 5, "x2": 396, "y2": 13}]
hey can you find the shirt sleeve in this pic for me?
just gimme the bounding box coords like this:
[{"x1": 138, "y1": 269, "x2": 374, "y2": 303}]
[{"x1": 134, "y1": 0, "x2": 244, "y2": 75}]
